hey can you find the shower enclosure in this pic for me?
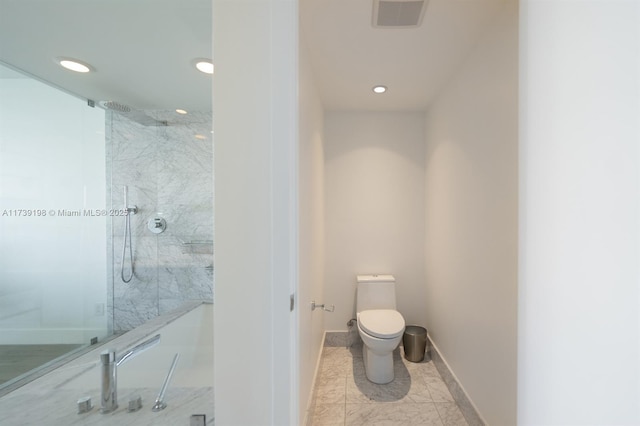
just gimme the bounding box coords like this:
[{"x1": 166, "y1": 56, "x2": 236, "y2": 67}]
[
  {"x1": 0, "y1": 61, "x2": 213, "y2": 390},
  {"x1": 106, "y1": 108, "x2": 214, "y2": 332}
]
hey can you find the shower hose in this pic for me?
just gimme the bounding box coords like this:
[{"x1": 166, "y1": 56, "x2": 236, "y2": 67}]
[{"x1": 121, "y1": 209, "x2": 134, "y2": 283}]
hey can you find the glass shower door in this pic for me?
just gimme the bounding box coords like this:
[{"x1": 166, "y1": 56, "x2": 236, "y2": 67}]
[{"x1": 0, "y1": 63, "x2": 109, "y2": 388}]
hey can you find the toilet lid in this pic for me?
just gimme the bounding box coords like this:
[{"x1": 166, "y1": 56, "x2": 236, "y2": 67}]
[{"x1": 358, "y1": 309, "x2": 405, "y2": 339}]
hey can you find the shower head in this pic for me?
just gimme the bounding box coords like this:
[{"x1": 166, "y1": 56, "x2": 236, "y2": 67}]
[
  {"x1": 100, "y1": 100, "x2": 132, "y2": 113},
  {"x1": 98, "y1": 100, "x2": 167, "y2": 127}
]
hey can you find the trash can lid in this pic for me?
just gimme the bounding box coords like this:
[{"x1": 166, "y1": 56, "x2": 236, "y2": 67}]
[{"x1": 404, "y1": 325, "x2": 427, "y2": 336}]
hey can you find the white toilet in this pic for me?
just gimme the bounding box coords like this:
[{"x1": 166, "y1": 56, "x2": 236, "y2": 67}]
[{"x1": 356, "y1": 274, "x2": 405, "y2": 384}]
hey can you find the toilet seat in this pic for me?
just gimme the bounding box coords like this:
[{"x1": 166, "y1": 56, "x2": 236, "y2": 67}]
[{"x1": 358, "y1": 309, "x2": 405, "y2": 339}]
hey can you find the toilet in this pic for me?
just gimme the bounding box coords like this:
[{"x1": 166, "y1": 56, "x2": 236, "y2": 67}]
[{"x1": 356, "y1": 274, "x2": 405, "y2": 384}]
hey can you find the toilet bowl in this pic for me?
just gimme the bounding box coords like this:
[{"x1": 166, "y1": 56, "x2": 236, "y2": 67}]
[{"x1": 356, "y1": 275, "x2": 406, "y2": 384}]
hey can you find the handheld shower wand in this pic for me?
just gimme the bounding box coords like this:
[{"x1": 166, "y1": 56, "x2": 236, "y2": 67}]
[{"x1": 121, "y1": 186, "x2": 138, "y2": 283}]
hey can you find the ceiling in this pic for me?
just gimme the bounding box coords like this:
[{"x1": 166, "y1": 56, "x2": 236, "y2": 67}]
[
  {"x1": 0, "y1": 0, "x2": 212, "y2": 112},
  {"x1": 301, "y1": 0, "x2": 508, "y2": 111},
  {"x1": 0, "y1": 0, "x2": 506, "y2": 113}
]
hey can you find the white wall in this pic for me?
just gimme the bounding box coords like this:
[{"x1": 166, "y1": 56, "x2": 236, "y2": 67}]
[
  {"x1": 423, "y1": 2, "x2": 518, "y2": 424},
  {"x1": 519, "y1": 1, "x2": 640, "y2": 424},
  {"x1": 298, "y1": 38, "x2": 326, "y2": 425},
  {"x1": 324, "y1": 111, "x2": 427, "y2": 331},
  {"x1": 213, "y1": 0, "x2": 297, "y2": 424}
]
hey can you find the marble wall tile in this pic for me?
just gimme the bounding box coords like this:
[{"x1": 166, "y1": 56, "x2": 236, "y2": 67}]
[
  {"x1": 156, "y1": 202, "x2": 213, "y2": 240},
  {"x1": 111, "y1": 189, "x2": 158, "y2": 238},
  {"x1": 107, "y1": 110, "x2": 213, "y2": 331},
  {"x1": 157, "y1": 172, "x2": 213, "y2": 209},
  {"x1": 157, "y1": 137, "x2": 213, "y2": 176},
  {"x1": 112, "y1": 235, "x2": 159, "y2": 290},
  {"x1": 112, "y1": 297, "x2": 159, "y2": 332}
]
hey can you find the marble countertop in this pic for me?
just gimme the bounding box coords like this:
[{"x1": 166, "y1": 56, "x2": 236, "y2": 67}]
[{"x1": 0, "y1": 302, "x2": 214, "y2": 426}]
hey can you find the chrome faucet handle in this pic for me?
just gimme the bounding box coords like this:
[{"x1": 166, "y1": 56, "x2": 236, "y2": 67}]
[
  {"x1": 152, "y1": 353, "x2": 180, "y2": 412},
  {"x1": 99, "y1": 334, "x2": 160, "y2": 414},
  {"x1": 100, "y1": 350, "x2": 118, "y2": 414}
]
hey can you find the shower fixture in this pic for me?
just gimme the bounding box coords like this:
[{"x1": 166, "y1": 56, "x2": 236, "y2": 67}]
[
  {"x1": 100, "y1": 334, "x2": 160, "y2": 413},
  {"x1": 101, "y1": 100, "x2": 131, "y2": 113},
  {"x1": 148, "y1": 217, "x2": 167, "y2": 234},
  {"x1": 152, "y1": 353, "x2": 180, "y2": 411},
  {"x1": 98, "y1": 100, "x2": 168, "y2": 127},
  {"x1": 121, "y1": 186, "x2": 138, "y2": 283}
]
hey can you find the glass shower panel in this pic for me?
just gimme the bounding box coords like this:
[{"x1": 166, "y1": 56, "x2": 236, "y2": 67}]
[{"x1": 0, "y1": 63, "x2": 108, "y2": 386}]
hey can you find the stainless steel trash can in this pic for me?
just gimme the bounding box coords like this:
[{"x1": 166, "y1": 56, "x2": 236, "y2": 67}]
[{"x1": 403, "y1": 325, "x2": 427, "y2": 362}]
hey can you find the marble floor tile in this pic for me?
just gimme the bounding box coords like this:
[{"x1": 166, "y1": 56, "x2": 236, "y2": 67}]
[
  {"x1": 315, "y1": 378, "x2": 347, "y2": 405},
  {"x1": 436, "y1": 402, "x2": 469, "y2": 426},
  {"x1": 312, "y1": 403, "x2": 346, "y2": 426},
  {"x1": 400, "y1": 357, "x2": 440, "y2": 378},
  {"x1": 426, "y1": 380, "x2": 456, "y2": 403},
  {"x1": 346, "y1": 373, "x2": 439, "y2": 405},
  {"x1": 347, "y1": 376, "x2": 411, "y2": 404},
  {"x1": 309, "y1": 344, "x2": 469, "y2": 426},
  {"x1": 345, "y1": 402, "x2": 443, "y2": 426}
]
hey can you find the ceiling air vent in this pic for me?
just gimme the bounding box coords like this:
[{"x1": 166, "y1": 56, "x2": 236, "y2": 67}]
[{"x1": 372, "y1": 0, "x2": 428, "y2": 28}]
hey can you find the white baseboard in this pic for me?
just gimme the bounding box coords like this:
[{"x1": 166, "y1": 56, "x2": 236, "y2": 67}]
[
  {"x1": 304, "y1": 330, "x2": 327, "y2": 426},
  {"x1": 428, "y1": 337, "x2": 486, "y2": 426}
]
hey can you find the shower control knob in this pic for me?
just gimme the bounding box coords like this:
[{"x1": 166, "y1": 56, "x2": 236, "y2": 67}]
[
  {"x1": 127, "y1": 395, "x2": 143, "y2": 412},
  {"x1": 148, "y1": 218, "x2": 167, "y2": 234},
  {"x1": 77, "y1": 396, "x2": 93, "y2": 414}
]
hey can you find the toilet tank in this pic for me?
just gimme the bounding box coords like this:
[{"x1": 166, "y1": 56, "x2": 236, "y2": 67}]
[{"x1": 356, "y1": 275, "x2": 396, "y2": 313}]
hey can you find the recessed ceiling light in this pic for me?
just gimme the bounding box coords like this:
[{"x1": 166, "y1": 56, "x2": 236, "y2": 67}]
[
  {"x1": 373, "y1": 85, "x2": 387, "y2": 94},
  {"x1": 57, "y1": 57, "x2": 93, "y2": 73},
  {"x1": 194, "y1": 58, "x2": 214, "y2": 75},
  {"x1": 176, "y1": 109, "x2": 188, "y2": 115}
]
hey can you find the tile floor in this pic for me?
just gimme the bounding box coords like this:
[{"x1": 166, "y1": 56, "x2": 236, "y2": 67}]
[{"x1": 310, "y1": 344, "x2": 469, "y2": 426}]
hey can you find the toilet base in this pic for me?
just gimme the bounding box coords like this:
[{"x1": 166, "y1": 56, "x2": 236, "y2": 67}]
[{"x1": 362, "y1": 345, "x2": 395, "y2": 384}]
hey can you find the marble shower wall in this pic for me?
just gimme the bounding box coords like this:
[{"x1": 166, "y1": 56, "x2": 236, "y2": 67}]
[{"x1": 106, "y1": 110, "x2": 213, "y2": 332}]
